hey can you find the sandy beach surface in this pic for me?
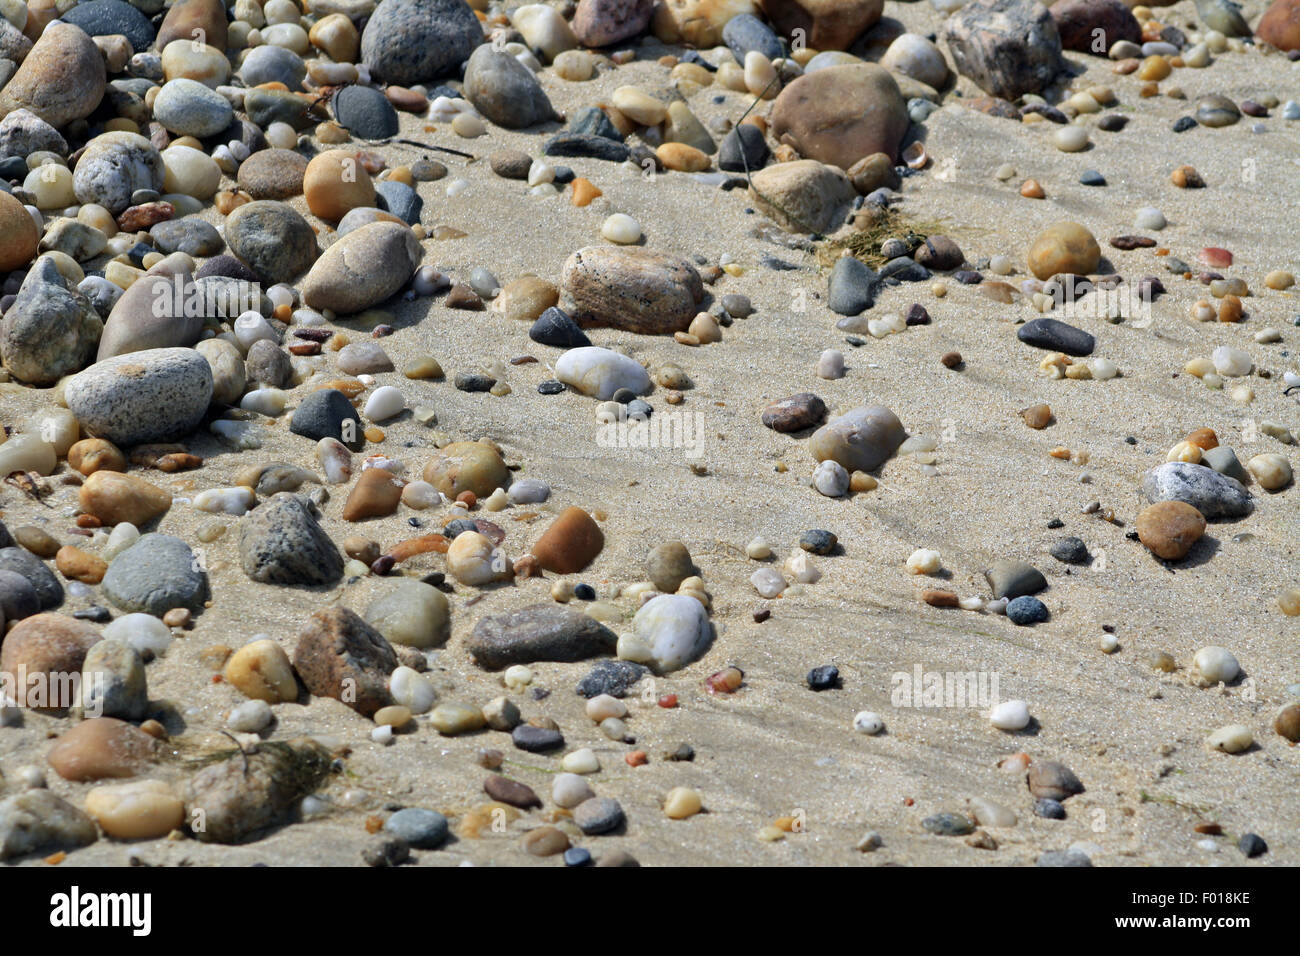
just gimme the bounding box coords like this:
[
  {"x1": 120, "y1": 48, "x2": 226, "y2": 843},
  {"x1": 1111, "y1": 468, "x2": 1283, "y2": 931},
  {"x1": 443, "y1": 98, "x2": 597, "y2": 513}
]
[{"x1": 2, "y1": 0, "x2": 1298, "y2": 866}]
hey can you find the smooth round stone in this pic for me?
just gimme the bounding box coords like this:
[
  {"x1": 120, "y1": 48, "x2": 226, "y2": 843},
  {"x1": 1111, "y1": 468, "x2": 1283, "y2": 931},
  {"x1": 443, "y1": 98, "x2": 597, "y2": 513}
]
[
  {"x1": 303, "y1": 149, "x2": 376, "y2": 221},
  {"x1": 1136, "y1": 501, "x2": 1207, "y2": 560},
  {"x1": 555, "y1": 346, "x2": 652, "y2": 399},
  {"x1": 84, "y1": 779, "x2": 184, "y2": 839},
  {"x1": 663, "y1": 787, "x2": 702, "y2": 819},
  {"x1": 161, "y1": 40, "x2": 230, "y2": 87},
  {"x1": 333, "y1": 84, "x2": 399, "y2": 139},
  {"x1": 853, "y1": 710, "x2": 884, "y2": 734},
  {"x1": 573, "y1": 796, "x2": 624, "y2": 835},
  {"x1": 619, "y1": 593, "x2": 710, "y2": 673},
  {"x1": 153, "y1": 78, "x2": 234, "y2": 138},
  {"x1": 1006, "y1": 595, "x2": 1049, "y2": 625},
  {"x1": 364, "y1": 579, "x2": 449, "y2": 649},
  {"x1": 65, "y1": 347, "x2": 213, "y2": 446},
  {"x1": 1027, "y1": 221, "x2": 1100, "y2": 279},
  {"x1": 1206, "y1": 724, "x2": 1252, "y2": 754},
  {"x1": 363, "y1": 385, "x2": 405, "y2": 422},
  {"x1": 808, "y1": 405, "x2": 906, "y2": 472},
  {"x1": 238, "y1": 148, "x2": 309, "y2": 200},
  {"x1": 601, "y1": 213, "x2": 641, "y2": 244},
  {"x1": 880, "y1": 33, "x2": 949, "y2": 89},
  {"x1": 989, "y1": 699, "x2": 1030, "y2": 730},
  {"x1": 227, "y1": 698, "x2": 274, "y2": 733},
  {"x1": 63, "y1": 0, "x2": 156, "y2": 55},
  {"x1": 1248, "y1": 453, "x2": 1292, "y2": 490},
  {"x1": 1192, "y1": 646, "x2": 1240, "y2": 686},
  {"x1": 383, "y1": 808, "x2": 448, "y2": 848},
  {"x1": 161, "y1": 145, "x2": 221, "y2": 200},
  {"x1": 813, "y1": 459, "x2": 850, "y2": 497},
  {"x1": 240, "y1": 43, "x2": 307, "y2": 88},
  {"x1": 612, "y1": 85, "x2": 666, "y2": 125},
  {"x1": 223, "y1": 638, "x2": 298, "y2": 702},
  {"x1": 390, "y1": 666, "x2": 436, "y2": 713},
  {"x1": 1196, "y1": 94, "x2": 1240, "y2": 127},
  {"x1": 1053, "y1": 125, "x2": 1089, "y2": 152},
  {"x1": 300, "y1": 221, "x2": 420, "y2": 314},
  {"x1": 552, "y1": 772, "x2": 595, "y2": 809},
  {"x1": 103, "y1": 533, "x2": 207, "y2": 616},
  {"x1": 1134, "y1": 206, "x2": 1166, "y2": 230}
]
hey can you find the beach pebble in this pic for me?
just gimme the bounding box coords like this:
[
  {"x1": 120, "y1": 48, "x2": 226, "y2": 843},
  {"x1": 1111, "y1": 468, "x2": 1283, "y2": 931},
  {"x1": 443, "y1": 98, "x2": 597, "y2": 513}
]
[
  {"x1": 989, "y1": 699, "x2": 1030, "y2": 730},
  {"x1": 853, "y1": 711, "x2": 884, "y2": 735},
  {"x1": 556, "y1": 346, "x2": 652, "y2": 399},
  {"x1": 383, "y1": 808, "x2": 448, "y2": 849},
  {"x1": 663, "y1": 786, "x2": 702, "y2": 819},
  {"x1": 84, "y1": 779, "x2": 184, "y2": 840},
  {"x1": 620, "y1": 593, "x2": 710, "y2": 673},
  {"x1": 238, "y1": 494, "x2": 344, "y2": 586},
  {"x1": 809, "y1": 405, "x2": 907, "y2": 472},
  {"x1": 1142, "y1": 462, "x2": 1253, "y2": 518},
  {"x1": 813, "y1": 459, "x2": 850, "y2": 497},
  {"x1": 1248, "y1": 453, "x2": 1292, "y2": 490},
  {"x1": 1137, "y1": 501, "x2": 1206, "y2": 560},
  {"x1": 1206, "y1": 724, "x2": 1253, "y2": 754},
  {"x1": 365, "y1": 580, "x2": 450, "y2": 649},
  {"x1": 227, "y1": 699, "x2": 274, "y2": 733},
  {"x1": 1192, "y1": 646, "x2": 1240, "y2": 686}
]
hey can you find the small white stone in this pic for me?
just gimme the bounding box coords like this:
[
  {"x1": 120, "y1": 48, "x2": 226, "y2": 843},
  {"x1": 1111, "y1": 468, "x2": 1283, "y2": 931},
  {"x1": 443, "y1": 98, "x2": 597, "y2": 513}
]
[
  {"x1": 227, "y1": 698, "x2": 273, "y2": 733},
  {"x1": 750, "y1": 566, "x2": 787, "y2": 598},
  {"x1": 906, "y1": 548, "x2": 941, "y2": 575},
  {"x1": 1205, "y1": 724, "x2": 1253, "y2": 753},
  {"x1": 1212, "y1": 345, "x2": 1252, "y2": 376},
  {"x1": 103, "y1": 613, "x2": 173, "y2": 657},
  {"x1": 817, "y1": 349, "x2": 845, "y2": 379},
  {"x1": 1134, "y1": 206, "x2": 1166, "y2": 230},
  {"x1": 389, "y1": 666, "x2": 436, "y2": 714},
  {"x1": 853, "y1": 711, "x2": 884, "y2": 735},
  {"x1": 746, "y1": 536, "x2": 771, "y2": 560},
  {"x1": 239, "y1": 388, "x2": 288, "y2": 416},
  {"x1": 1053, "y1": 125, "x2": 1089, "y2": 152},
  {"x1": 1192, "y1": 645, "x2": 1240, "y2": 685},
  {"x1": 363, "y1": 385, "x2": 405, "y2": 422},
  {"x1": 586, "y1": 694, "x2": 627, "y2": 721},
  {"x1": 813, "y1": 459, "x2": 849, "y2": 497},
  {"x1": 401, "y1": 480, "x2": 439, "y2": 509},
  {"x1": 370, "y1": 724, "x2": 394, "y2": 744},
  {"x1": 233, "y1": 310, "x2": 277, "y2": 351},
  {"x1": 193, "y1": 486, "x2": 257, "y2": 515},
  {"x1": 786, "y1": 550, "x2": 820, "y2": 584},
  {"x1": 601, "y1": 213, "x2": 641, "y2": 244},
  {"x1": 552, "y1": 772, "x2": 595, "y2": 807},
  {"x1": 1248, "y1": 453, "x2": 1292, "y2": 490},
  {"x1": 989, "y1": 699, "x2": 1030, "y2": 731},
  {"x1": 315, "y1": 437, "x2": 352, "y2": 483},
  {"x1": 527, "y1": 160, "x2": 555, "y2": 186},
  {"x1": 562, "y1": 747, "x2": 600, "y2": 774},
  {"x1": 504, "y1": 664, "x2": 534, "y2": 690},
  {"x1": 1088, "y1": 358, "x2": 1118, "y2": 380},
  {"x1": 1099, "y1": 633, "x2": 1119, "y2": 653}
]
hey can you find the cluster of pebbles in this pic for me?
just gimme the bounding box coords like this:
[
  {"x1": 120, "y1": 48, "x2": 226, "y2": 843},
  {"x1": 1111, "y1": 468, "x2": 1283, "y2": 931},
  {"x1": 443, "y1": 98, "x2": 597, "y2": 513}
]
[{"x1": 0, "y1": 0, "x2": 1297, "y2": 866}]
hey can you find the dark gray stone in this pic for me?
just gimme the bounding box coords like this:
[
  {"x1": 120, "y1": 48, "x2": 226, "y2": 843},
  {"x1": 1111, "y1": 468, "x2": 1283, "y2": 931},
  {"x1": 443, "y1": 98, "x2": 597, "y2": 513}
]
[
  {"x1": 289, "y1": 388, "x2": 364, "y2": 450},
  {"x1": 1017, "y1": 317, "x2": 1095, "y2": 356},
  {"x1": 468, "y1": 604, "x2": 617, "y2": 669},
  {"x1": 237, "y1": 494, "x2": 344, "y2": 586},
  {"x1": 828, "y1": 256, "x2": 878, "y2": 315},
  {"x1": 361, "y1": 0, "x2": 484, "y2": 85},
  {"x1": 0, "y1": 548, "x2": 62, "y2": 609},
  {"x1": 333, "y1": 84, "x2": 400, "y2": 139}
]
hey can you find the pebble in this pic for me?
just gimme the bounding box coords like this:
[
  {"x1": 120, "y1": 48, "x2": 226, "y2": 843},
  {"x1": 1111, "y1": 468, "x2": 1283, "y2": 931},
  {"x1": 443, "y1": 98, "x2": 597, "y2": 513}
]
[
  {"x1": 1137, "y1": 501, "x2": 1206, "y2": 560},
  {"x1": 663, "y1": 786, "x2": 702, "y2": 819},
  {"x1": 1142, "y1": 462, "x2": 1253, "y2": 518},
  {"x1": 620, "y1": 593, "x2": 710, "y2": 673},
  {"x1": 384, "y1": 808, "x2": 448, "y2": 849},
  {"x1": 1006, "y1": 595, "x2": 1049, "y2": 625},
  {"x1": 989, "y1": 699, "x2": 1030, "y2": 730}
]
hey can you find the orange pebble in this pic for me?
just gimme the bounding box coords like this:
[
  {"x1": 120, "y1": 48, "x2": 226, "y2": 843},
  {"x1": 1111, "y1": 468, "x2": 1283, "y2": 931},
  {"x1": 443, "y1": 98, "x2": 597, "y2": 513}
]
[
  {"x1": 570, "y1": 177, "x2": 601, "y2": 207},
  {"x1": 456, "y1": 491, "x2": 476, "y2": 508},
  {"x1": 1020, "y1": 179, "x2": 1045, "y2": 199},
  {"x1": 625, "y1": 750, "x2": 648, "y2": 767},
  {"x1": 75, "y1": 514, "x2": 101, "y2": 528}
]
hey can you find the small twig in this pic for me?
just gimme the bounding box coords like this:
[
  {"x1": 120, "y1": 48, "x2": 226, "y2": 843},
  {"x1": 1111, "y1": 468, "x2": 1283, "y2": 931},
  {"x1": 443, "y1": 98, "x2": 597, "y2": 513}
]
[{"x1": 220, "y1": 730, "x2": 250, "y2": 775}]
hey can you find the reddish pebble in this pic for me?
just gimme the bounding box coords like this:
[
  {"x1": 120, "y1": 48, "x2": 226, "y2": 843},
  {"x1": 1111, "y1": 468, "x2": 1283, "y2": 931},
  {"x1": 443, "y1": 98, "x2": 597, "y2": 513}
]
[
  {"x1": 1199, "y1": 247, "x2": 1232, "y2": 268},
  {"x1": 456, "y1": 491, "x2": 476, "y2": 508},
  {"x1": 706, "y1": 666, "x2": 743, "y2": 694},
  {"x1": 658, "y1": 693, "x2": 678, "y2": 708},
  {"x1": 625, "y1": 750, "x2": 648, "y2": 767}
]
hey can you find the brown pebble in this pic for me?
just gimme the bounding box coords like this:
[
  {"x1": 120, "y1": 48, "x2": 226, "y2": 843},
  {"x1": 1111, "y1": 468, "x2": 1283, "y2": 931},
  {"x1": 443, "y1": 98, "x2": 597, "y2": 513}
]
[
  {"x1": 522, "y1": 825, "x2": 570, "y2": 856},
  {"x1": 940, "y1": 351, "x2": 962, "y2": 369},
  {"x1": 54, "y1": 546, "x2": 107, "y2": 585},
  {"x1": 13, "y1": 525, "x2": 60, "y2": 559},
  {"x1": 922, "y1": 588, "x2": 959, "y2": 607},
  {"x1": 531, "y1": 506, "x2": 605, "y2": 574},
  {"x1": 1136, "y1": 501, "x2": 1206, "y2": 560},
  {"x1": 1185, "y1": 427, "x2": 1218, "y2": 450},
  {"x1": 1020, "y1": 179, "x2": 1045, "y2": 199},
  {"x1": 1020, "y1": 403, "x2": 1052, "y2": 429},
  {"x1": 162, "y1": 608, "x2": 191, "y2": 629},
  {"x1": 483, "y1": 775, "x2": 542, "y2": 809},
  {"x1": 1170, "y1": 165, "x2": 1205, "y2": 188},
  {"x1": 1274, "y1": 703, "x2": 1300, "y2": 743},
  {"x1": 342, "y1": 468, "x2": 403, "y2": 521}
]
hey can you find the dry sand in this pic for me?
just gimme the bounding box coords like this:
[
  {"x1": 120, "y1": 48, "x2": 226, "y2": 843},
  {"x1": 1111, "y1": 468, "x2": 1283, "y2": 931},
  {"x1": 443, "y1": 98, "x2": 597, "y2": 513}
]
[{"x1": 3, "y1": 0, "x2": 1299, "y2": 866}]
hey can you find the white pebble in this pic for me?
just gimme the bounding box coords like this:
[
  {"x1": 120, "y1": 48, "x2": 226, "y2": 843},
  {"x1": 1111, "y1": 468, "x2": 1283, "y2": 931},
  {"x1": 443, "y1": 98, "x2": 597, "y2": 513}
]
[
  {"x1": 504, "y1": 664, "x2": 534, "y2": 690},
  {"x1": 1192, "y1": 646, "x2": 1240, "y2": 685},
  {"x1": 1212, "y1": 345, "x2": 1252, "y2": 377},
  {"x1": 585, "y1": 694, "x2": 627, "y2": 721},
  {"x1": 601, "y1": 213, "x2": 641, "y2": 244},
  {"x1": 750, "y1": 566, "x2": 787, "y2": 598},
  {"x1": 227, "y1": 699, "x2": 273, "y2": 733},
  {"x1": 906, "y1": 548, "x2": 941, "y2": 575},
  {"x1": 390, "y1": 666, "x2": 437, "y2": 714},
  {"x1": 817, "y1": 349, "x2": 845, "y2": 379},
  {"x1": 813, "y1": 459, "x2": 849, "y2": 497},
  {"x1": 562, "y1": 747, "x2": 600, "y2": 774},
  {"x1": 853, "y1": 711, "x2": 884, "y2": 735},
  {"x1": 552, "y1": 772, "x2": 595, "y2": 808},
  {"x1": 363, "y1": 385, "x2": 406, "y2": 422},
  {"x1": 989, "y1": 699, "x2": 1030, "y2": 731},
  {"x1": 104, "y1": 613, "x2": 173, "y2": 657},
  {"x1": 193, "y1": 486, "x2": 256, "y2": 515}
]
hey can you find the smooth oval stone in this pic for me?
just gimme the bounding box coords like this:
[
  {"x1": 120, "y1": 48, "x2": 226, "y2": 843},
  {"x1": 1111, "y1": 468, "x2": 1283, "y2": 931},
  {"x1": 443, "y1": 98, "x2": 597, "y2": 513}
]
[
  {"x1": 770, "y1": 64, "x2": 908, "y2": 168},
  {"x1": 463, "y1": 44, "x2": 556, "y2": 129},
  {"x1": 333, "y1": 84, "x2": 399, "y2": 138},
  {"x1": 103, "y1": 533, "x2": 207, "y2": 615},
  {"x1": 300, "y1": 222, "x2": 421, "y2": 314},
  {"x1": 555, "y1": 346, "x2": 652, "y2": 399},
  {"x1": 1017, "y1": 317, "x2": 1095, "y2": 356},
  {"x1": 624, "y1": 593, "x2": 711, "y2": 673},
  {"x1": 559, "y1": 245, "x2": 704, "y2": 334},
  {"x1": 0, "y1": 22, "x2": 106, "y2": 129},
  {"x1": 240, "y1": 44, "x2": 307, "y2": 89},
  {"x1": 360, "y1": 0, "x2": 483, "y2": 86},
  {"x1": 808, "y1": 405, "x2": 906, "y2": 472},
  {"x1": 66, "y1": 347, "x2": 213, "y2": 446},
  {"x1": 364, "y1": 579, "x2": 450, "y2": 649},
  {"x1": 225, "y1": 200, "x2": 319, "y2": 284},
  {"x1": 153, "y1": 78, "x2": 234, "y2": 138},
  {"x1": 1196, "y1": 94, "x2": 1240, "y2": 127}
]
